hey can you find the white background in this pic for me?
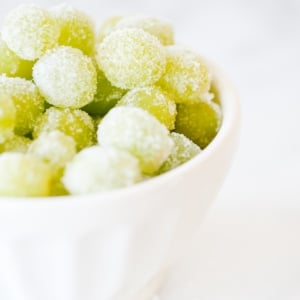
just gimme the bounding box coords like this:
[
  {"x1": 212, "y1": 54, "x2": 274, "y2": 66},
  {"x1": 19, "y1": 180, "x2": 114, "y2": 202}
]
[{"x1": 1, "y1": 0, "x2": 300, "y2": 298}]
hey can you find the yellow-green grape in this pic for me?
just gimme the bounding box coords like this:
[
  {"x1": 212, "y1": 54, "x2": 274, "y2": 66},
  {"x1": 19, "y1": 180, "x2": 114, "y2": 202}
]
[
  {"x1": 98, "y1": 107, "x2": 173, "y2": 174},
  {"x1": 63, "y1": 146, "x2": 142, "y2": 195},
  {"x1": 0, "y1": 75, "x2": 44, "y2": 135},
  {"x1": 2, "y1": 4, "x2": 60, "y2": 60},
  {"x1": 0, "y1": 152, "x2": 51, "y2": 197},
  {"x1": 0, "y1": 36, "x2": 33, "y2": 79},
  {"x1": 50, "y1": 180, "x2": 69, "y2": 196},
  {"x1": 115, "y1": 15, "x2": 174, "y2": 45},
  {"x1": 175, "y1": 101, "x2": 222, "y2": 148},
  {"x1": 117, "y1": 86, "x2": 177, "y2": 130},
  {"x1": 97, "y1": 28, "x2": 166, "y2": 89},
  {"x1": 0, "y1": 135, "x2": 31, "y2": 153},
  {"x1": 33, "y1": 46, "x2": 97, "y2": 108},
  {"x1": 158, "y1": 132, "x2": 201, "y2": 174},
  {"x1": 97, "y1": 16, "x2": 124, "y2": 43},
  {"x1": 33, "y1": 107, "x2": 95, "y2": 151},
  {"x1": 0, "y1": 93, "x2": 15, "y2": 143},
  {"x1": 83, "y1": 67, "x2": 126, "y2": 116},
  {"x1": 159, "y1": 46, "x2": 212, "y2": 103},
  {"x1": 51, "y1": 4, "x2": 95, "y2": 56}
]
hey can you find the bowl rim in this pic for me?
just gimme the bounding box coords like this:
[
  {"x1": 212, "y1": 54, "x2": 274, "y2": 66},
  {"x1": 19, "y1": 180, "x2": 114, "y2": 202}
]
[{"x1": 0, "y1": 59, "x2": 240, "y2": 207}]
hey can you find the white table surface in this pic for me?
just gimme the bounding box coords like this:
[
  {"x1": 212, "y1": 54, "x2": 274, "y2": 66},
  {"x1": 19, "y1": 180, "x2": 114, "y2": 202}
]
[{"x1": 1, "y1": 0, "x2": 300, "y2": 298}]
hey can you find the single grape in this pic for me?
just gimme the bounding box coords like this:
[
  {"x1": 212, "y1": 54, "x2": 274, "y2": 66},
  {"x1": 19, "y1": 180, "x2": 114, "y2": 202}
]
[
  {"x1": 175, "y1": 100, "x2": 222, "y2": 148},
  {"x1": 51, "y1": 4, "x2": 95, "y2": 56},
  {"x1": 2, "y1": 4, "x2": 60, "y2": 60},
  {"x1": 83, "y1": 66, "x2": 126, "y2": 116},
  {"x1": 97, "y1": 106, "x2": 173, "y2": 174},
  {"x1": 0, "y1": 152, "x2": 51, "y2": 197},
  {"x1": 97, "y1": 15, "x2": 124, "y2": 43},
  {"x1": 33, "y1": 46, "x2": 97, "y2": 108},
  {"x1": 117, "y1": 86, "x2": 177, "y2": 130},
  {"x1": 0, "y1": 75, "x2": 45, "y2": 136},
  {"x1": 115, "y1": 15, "x2": 174, "y2": 45},
  {"x1": 158, "y1": 46, "x2": 212, "y2": 103},
  {"x1": 0, "y1": 36, "x2": 33, "y2": 79},
  {"x1": 63, "y1": 146, "x2": 142, "y2": 195},
  {"x1": 97, "y1": 28, "x2": 166, "y2": 89},
  {"x1": 0, "y1": 134, "x2": 31, "y2": 153},
  {"x1": 33, "y1": 107, "x2": 95, "y2": 151},
  {"x1": 0, "y1": 93, "x2": 15, "y2": 143},
  {"x1": 158, "y1": 132, "x2": 201, "y2": 174}
]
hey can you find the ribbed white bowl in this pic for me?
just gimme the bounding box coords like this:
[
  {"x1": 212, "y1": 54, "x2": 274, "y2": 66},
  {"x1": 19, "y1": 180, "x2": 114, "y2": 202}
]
[{"x1": 0, "y1": 62, "x2": 240, "y2": 300}]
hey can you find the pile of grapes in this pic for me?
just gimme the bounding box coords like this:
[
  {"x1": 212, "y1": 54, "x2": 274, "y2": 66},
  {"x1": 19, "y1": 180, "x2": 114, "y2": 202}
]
[{"x1": 0, "y1": 4, "x2": 221, "y2": 197}]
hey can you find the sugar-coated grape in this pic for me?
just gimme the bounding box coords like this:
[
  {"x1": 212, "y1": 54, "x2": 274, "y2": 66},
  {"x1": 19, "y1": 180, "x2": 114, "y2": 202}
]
[
  {"x1": 0, "y1": 135, "x2": 31, "y2": 153},
  {"x1": 0, "y1": 75, "x2": 44, "y2": 135},
  {"x1": 63, "y1": 146, "x2": 142, "y2": 195},
  {"x1": 0, "y1": 152, "x2": 51, "y2": 196},
  {"x1": 51, "y1": 4, "x2": 95, "y2": 55},
  {"x1": 33, "y1": 46, "x2": 97, "y2": 108},
  {"x1": 83, "y1": 66, "x2": 126, "y2": 116},
  {"x1": 0, "y1": 36, "x2": 33, "y2": 79},
  {"x1": 159, "y1": 46, "x2": 211, "y2": 103},
  {"x1": 97, "y1": 16, "x2": 123, "y2": 43},
  {"x1": 97, "y1": 28, "x2": 166, "y2": 89},
  {"x1": 33, "y1": 107, "x2": 95, "y2": 151},
  {"x1": 175, "y1": 100, "x2": 222, "y2": 148},
  {"x1": 2, "y1": 4, "x2": 60, "y2": 60},
  {"x1": 97, "y1": 106, "x2": 173, "y2": 174},
  {"x1": 158, "y1": 132, "x2": 201, "y2": 174},
  {"x1": 0, "y1": 93, "x2": 15, "y2": 143},
  {"x1": 117, "y1": 86, "x2": 177, "y2": 130},
  {"x1": 115, "y1": 15, "x2": 174, "y2": 45}
]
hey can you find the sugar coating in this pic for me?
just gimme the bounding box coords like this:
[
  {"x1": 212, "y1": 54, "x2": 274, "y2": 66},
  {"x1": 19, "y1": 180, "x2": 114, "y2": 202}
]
[
  {"x1": 0, "y1": 152, "x2": 51, "y2": 196},
  {"x1": 0, "y1": 36, "x2": 33, "y2": 79},
  {"x1": 2, "y1": 4, "x2": 60, "y2": 60},
  {"x1": 33, "y1": 107, "x2": 95, "y2": 151},
  {"x1": 97, "y1": 28, "x2": 166, "y2": 89},
  {"x1": 28, "y1": 130, "x2": 76, "y2": 176},
  {"x1": 0, "y1": 75, "x2": 44, "y2": 135},
  {"x1": 0, "y1": 93, "x2": 16, "y2": 143},
  {"x1": 51, "y1": 4, "x2": 96, "y2": 55},
  {"x1": 97, "y1": 106, "x2": 174, "y2": 174},
  {"x1": 175, "y1": 100, "x2": 222, "y2": 148},
  {"x1": 158, "y1": 132, "x2": 201, "y2": 174},
  {"x1": 63, "y1": 146, "x2": 142, "y2": 194},
  {"x1": 83, "y1": 65, "x2": 126, "y2": 116},
  {"x1": 0, "y1": 134, "x2": 31, "y2": 153},
  {"x1": 97, "y1": 16, "x2": 124, "y2": 43},
  {"x1": 33, "y1": 46, "x2": 97, "y2": 108},
  {"x1": 159, "y1": 46, "x2": 212, "y2": 103},
  {"x1": 115, "y1": 15, "x2": 174, "y2": 45},
  {"x1": 117, "y1": 86, "x2": 177, "y2": 130}
]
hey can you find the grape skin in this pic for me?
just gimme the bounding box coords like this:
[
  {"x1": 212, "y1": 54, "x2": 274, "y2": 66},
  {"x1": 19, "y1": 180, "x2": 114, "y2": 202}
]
[{"x1": 0, "y1": 93, "x2": 16, "y2": 143}]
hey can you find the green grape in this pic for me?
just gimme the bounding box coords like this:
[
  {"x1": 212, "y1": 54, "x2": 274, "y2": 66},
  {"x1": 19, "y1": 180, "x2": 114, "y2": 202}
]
[
  {"x1": 0, "y1": 152, "x2": 51, "y2": 197},
  {"x1": 0, "y1": 36, "x2": 33, "y2": 79},
  {"x1": 50, "y1": 179, "x2": 69, "y2": 196},
  {"x1": 0, "y1": 134, "x2": 31, "y2": 153},
  {"x1": 33, "y1": 46, "x2": 97, "y2": 108},
  {"x1": 2, "y1": 4, "x2": 60, "y2": 60},
  {"x1": 97, "y1": 106, "x2": 173, "y2": 174},
  {"x1": 158, "y1": 132, "x2": 201, "y2": 174},
  {"x1": 83, "y1": 66, "x2": 126, "y2": 116},
  {"x1": 159, "y1": 46, "x2": 212, "y2": 103},
  {"x1": 115, "y1": 15, "x2": 174, "y2": 45},
  {"x1": 33, "y1": 107, "x2": 95, "y2": 151},
  {"x1": 175, "y1": 100, "x2": 222, "y2": 148},
  {"x1": 97, "y1": 15, "x2": 124, "y2": 43},
  {"x1": 51, "y1": 4, "x2": 95, "y2": 56},
  {"x1": 117, "y1": 86, "x2": 177, "y2": 130},
  {"x1": 0, "y1": 75, "x2": 45, "y2": 136},
  {"x1": 63, "y1": 146, "x2": 142, "y2": 195},
  {"x1": 96, "y1": 28, "x2": 166, "y2": 89},
  {"x1": 0, "y1": 93, "x2": 15, "y2": 143}
]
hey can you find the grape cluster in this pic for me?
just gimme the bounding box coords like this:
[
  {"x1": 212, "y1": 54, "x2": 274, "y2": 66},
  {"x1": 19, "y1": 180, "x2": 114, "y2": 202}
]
[{"x1": 0, "y1": 4, "x2": 222, "y2": 197}]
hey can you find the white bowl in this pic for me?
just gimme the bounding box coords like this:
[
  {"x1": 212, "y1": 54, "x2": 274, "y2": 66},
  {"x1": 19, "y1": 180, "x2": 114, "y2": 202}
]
[{"x1": 0, "y1": 62, "x2": 240, "y2": 300}]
